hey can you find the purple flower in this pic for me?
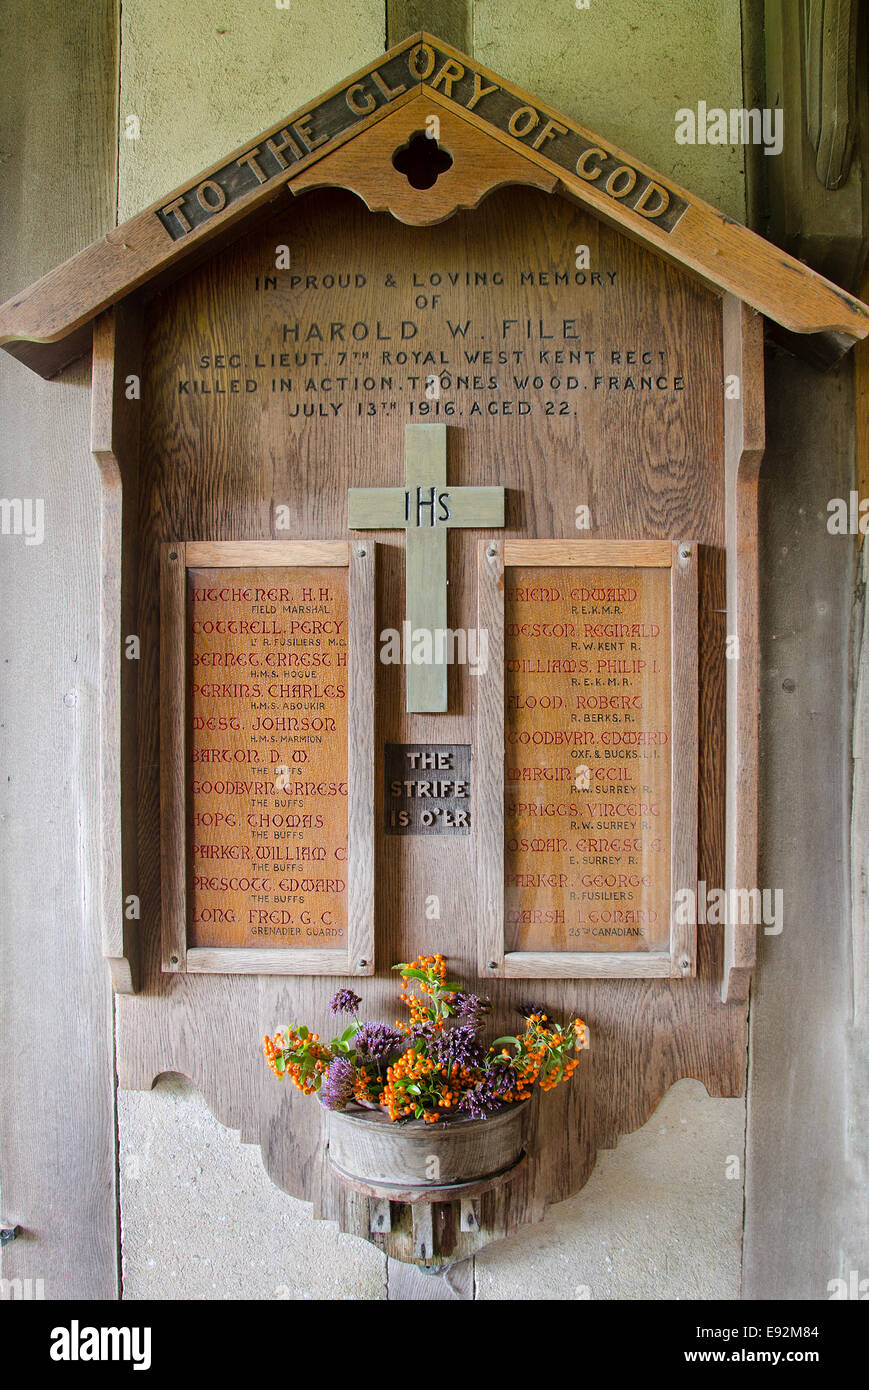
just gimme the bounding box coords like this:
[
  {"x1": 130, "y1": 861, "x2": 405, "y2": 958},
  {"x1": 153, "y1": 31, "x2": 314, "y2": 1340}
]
[
  {"x1": 517, "y1": 1001, "x2": 551, "y2": 1022},
  {"x1": 328, "y1": 989, "x2": 362, "y2": 1016},
  {"x1": 319, "y1": 1056, "x2": 357, "y2": 1111},
  {"x1": 408, "y1": 1020, "x2": 437, "y2": 1047},
  {"x1": 353, "y1": 1022, "x2": 404, "y2": 1062},
  {"x1": 452, "y1": 992, "x2": 492, "y2": 1035},
  {"x1": 458, "y1": 1063, "x2": 514, "y2": 1120},
  {"x1": 426, "y1": 1022, "x2": 484, "y2": 1071}
]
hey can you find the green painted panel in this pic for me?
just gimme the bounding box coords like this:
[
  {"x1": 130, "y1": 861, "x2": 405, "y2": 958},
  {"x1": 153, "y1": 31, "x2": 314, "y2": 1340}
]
[{"x1": 475, "y1": 0, "x2": 746, "y2": 221}]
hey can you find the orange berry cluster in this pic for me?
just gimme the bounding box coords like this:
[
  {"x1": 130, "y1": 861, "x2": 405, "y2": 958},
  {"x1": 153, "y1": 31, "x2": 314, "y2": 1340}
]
[
  {"x1": 263, "y1": 1030, "x2": 287, "y2": 1076},
  {"x1": 262, "y1": 1028, "x2": 331, "y2": 1096},
  {"x1": 539, "y1": 1056, "x2": 579, "y2": 1093},
  {"x1": 380, "y1": 1048, "x2": 439, "y2": 1121},
  {"x1": 352, "y1": 1064, "x2": 377, "y2": 1105},
  {"x1": 396, "y1": 953, "x2": 451, "y2": 1033},
  {"x1": 481, "y1": 1012, "x2": 591, "y2": 1101},
  {"x1": 379, "y1": 1045, "x2": 479, "y2": 1122}
]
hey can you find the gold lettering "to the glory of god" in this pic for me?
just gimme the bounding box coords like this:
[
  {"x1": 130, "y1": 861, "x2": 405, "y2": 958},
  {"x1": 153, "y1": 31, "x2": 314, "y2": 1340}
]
[{"x1": 159, "y1": 42, "x2": 678, "y2": 237}]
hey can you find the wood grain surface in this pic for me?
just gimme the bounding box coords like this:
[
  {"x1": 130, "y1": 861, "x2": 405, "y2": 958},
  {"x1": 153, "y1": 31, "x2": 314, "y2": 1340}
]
[
  {"x1": 160, "y1": 541, "x2": 375, "y2": 976},
  {"x1": 115, "y1": 183, "x2": 748, "y2": 1265},
  {"x1": 478, "y1": 540, "x2": 697, "y2": 977},
  {"x1": 721, "y1": 297, "x2": 764, "y2": 1002},
  {"x1": 91, "y1": 303, "x2": 143, "y2": 993}
]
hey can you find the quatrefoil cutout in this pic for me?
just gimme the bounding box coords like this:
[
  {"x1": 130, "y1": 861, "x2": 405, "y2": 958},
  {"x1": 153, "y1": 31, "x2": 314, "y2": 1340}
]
[{"x1": 392, "y1": 131, "x2": 454, "y2": 190}]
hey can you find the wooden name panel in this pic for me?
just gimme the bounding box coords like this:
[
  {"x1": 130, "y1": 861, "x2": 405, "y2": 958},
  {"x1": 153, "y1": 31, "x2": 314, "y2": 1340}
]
[
  {"x1": 160, "y1": 540, "x2": 375, "y2": 976},
  {"x1": 478, "y1": 539, "x2": 697, "y2": 979}
]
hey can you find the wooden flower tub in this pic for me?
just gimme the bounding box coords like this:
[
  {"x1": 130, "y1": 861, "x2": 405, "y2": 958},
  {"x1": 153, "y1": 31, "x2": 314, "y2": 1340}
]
[{"x1": 326, "y1": 1101, "x2": 531, "y2": 1200}]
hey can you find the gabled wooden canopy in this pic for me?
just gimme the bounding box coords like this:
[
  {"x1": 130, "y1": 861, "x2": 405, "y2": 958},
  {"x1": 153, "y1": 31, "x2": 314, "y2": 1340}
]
[{"x1": 2, "y1": 31, "x2": 868, "y2": 379}]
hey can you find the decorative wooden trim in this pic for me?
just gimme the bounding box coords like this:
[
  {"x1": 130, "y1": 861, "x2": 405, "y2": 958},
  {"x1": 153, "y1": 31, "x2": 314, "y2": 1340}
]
[
  {"x1": 721, "y1": 296, "x2": 765, "y2": 1002},
  {"x1": 477, "y1": 541, "x2": 505, "y2": 977},
  {"x1": 346, "y1": 539, "x2": 376, "y2": 973},
  {"x1": 183, "y1": 540, "x2": 350, "y2": 567},
  {"x1": 502, "y1": 951, "x2": 675, "y2": 979},
  {"x1": 670, "y1": 542, "x2": 700, "y2": 976},
  {"x1": 502, "y1": 539, "x2": 674, "y2": 567},
  {"x1": 856, "y1": 267, "x2": 869, "y2": 552},
  {"x1": 159, "y1": 538, "x2": 375, "y2": 977},
  {"x1": 91, "y1": 302, "x2": 143, "y2": 994},
  {"x1": 290, "y1": 92, "x2": 558, "y2": 226},
  {"x1": 185, "y1": 948, "x2": 364, "y2": 976},
  {"x1": 2, "y1": 30, "x2": 867, "y2": 377},
  {"x1": 478, "y1": 538, "x2": 697, "y2": 980},
  {"x1": 160, "y1": 543, "x2": 188, "y2": 973}
]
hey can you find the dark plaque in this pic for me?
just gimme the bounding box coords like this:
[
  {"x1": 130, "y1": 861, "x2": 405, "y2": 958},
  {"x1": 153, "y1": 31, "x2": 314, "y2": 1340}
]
[{"x1": 385, "y1": 743, "x2": 471, "y2": 835}]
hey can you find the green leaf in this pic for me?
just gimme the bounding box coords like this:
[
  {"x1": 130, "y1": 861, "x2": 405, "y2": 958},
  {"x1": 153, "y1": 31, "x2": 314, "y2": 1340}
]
[
  {"x1": 340, "y1": 1025, "x2": 358, "y2": 1042},
  {"x1": 391, "y1": 962, "x2": 408, "y2": 972},
  {"x1": 297, "y1": 1025, "x2": 309, "y2": 1040},
  {"x1": 399, "y1": 967, "x2": 428, "y2": 981},
  {"x1": 407, "y1": 1084, "x2": 421, "y2": 1095},
  {"x1": 492, "y1": 1035, "x2": 519, "y2": 1047}
]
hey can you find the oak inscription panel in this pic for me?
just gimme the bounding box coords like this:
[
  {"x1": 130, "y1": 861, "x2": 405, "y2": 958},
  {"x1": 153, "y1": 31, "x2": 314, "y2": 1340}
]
[
  {"x1": 504, "y1": 563, "x2": 671, "y2": 953},
  {"x1": 188, "y1": 564, "x2": 349, "y2": 949},
  {"x1": 160, "y1": 539, "x2": 375, "y2": 976},
  {"x1": 477, "y1": 539, "x2": 697, "y2": 979}
]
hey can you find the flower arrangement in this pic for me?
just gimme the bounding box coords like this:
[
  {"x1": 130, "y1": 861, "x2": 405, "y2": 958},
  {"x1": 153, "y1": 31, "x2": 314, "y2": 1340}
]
[{"x1": 263, "y1": 954, "x2": 589, "y2": 1124}]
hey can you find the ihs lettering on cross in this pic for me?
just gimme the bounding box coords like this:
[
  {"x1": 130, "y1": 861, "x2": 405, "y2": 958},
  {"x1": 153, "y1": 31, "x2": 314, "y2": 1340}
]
[{"x1": 348, "y1": 424, "x2": 504, "y2": 712}]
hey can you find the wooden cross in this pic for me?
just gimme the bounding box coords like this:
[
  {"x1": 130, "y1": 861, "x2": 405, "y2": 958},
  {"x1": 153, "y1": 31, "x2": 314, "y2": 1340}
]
[{"x1": 348, "y1": 424, "x2": 504, "y2": 712}]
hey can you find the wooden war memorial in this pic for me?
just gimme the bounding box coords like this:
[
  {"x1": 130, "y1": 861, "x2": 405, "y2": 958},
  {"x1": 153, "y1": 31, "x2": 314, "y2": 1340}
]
[{"x1": 1, "y1": 33, "x2": 867, "y2": 1267}]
